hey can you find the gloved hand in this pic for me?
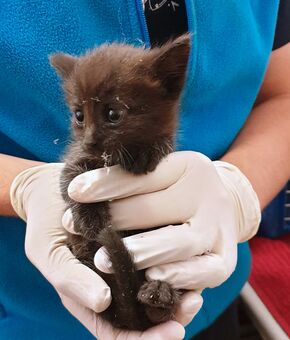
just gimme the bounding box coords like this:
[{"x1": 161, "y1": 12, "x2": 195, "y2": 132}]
[
  {"x1": 10, "y1": 163, "x2": 196, "y2": 339},
  {"x1": 64, "y1": 151, "x2": 261, "y2": 299}
]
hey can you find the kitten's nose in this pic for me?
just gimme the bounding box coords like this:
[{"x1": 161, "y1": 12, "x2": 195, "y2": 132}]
[{"x1": 83, "y1": 126, "x2": 97, "y2": 146}]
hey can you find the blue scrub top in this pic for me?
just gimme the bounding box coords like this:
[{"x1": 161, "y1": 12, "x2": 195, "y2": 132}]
[{"x1": 0, "y1": 1, "x2": 279, "y2": 339}]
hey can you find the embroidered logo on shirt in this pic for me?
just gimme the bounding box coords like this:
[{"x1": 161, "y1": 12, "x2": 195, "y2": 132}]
[{"x1": 143, "y1": 0, "x2": 180, "y2": 12}]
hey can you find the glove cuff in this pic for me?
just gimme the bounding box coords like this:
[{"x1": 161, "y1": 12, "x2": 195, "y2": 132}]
[
  {"x1": 10, "y1": 163, "x2": 64, "y2": 221},
  {"x1": 213, "y1": 161, "x2": 261, "y2": 242}
]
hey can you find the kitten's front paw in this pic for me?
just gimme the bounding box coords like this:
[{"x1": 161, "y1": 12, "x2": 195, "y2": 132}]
[{"x1": 72, "y1": 202, "x2": 110, "y2": 241}]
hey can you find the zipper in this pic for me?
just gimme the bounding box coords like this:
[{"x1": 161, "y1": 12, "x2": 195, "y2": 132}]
[
  {"x1": 135, "y1": 1, "x2": 196, "y2": 46},
  {"x1": 183, "y1": 0, "x2": 197, "y2": 88},
  {"x1": 135, "y1": 0, "x2": 151, "y2": 47},
  {"x1": 135, "y1": 0, "x2": 197, "y2": 88},
  {"x1": 184, "y1": 0, "x2": 196, "y2": 37}
]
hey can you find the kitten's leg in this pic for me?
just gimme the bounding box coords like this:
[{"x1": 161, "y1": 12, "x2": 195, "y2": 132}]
[
  {"x1": 60, "y1": 161, "x2": 110, "y2": 241},
  {"x1": 71, "y1": 202, "x2": 110, "y2": 241},
  {"x1": 67, "y1": 233, "x2": 100, "y2": 270},
  {"x1": 137, "y1": 280, "x2": 180, "y2": 324}
]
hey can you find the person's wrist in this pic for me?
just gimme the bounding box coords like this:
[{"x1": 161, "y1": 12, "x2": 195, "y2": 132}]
[
  {"x1": 10, "y1": 163, "x2": 64, "y2": 221},
  {"x1": 213, "y1": 160, "x2": 261, "y2": 242}
]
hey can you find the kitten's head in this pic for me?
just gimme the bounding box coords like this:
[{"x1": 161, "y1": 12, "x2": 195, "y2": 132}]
[{"x1": 50, "y1": 34, "x2": 190, "y2": 173}]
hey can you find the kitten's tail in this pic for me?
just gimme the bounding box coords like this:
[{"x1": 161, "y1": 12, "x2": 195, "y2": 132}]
[{"x1": 97, "y1": 226, "x2": 144, "y2": 329}]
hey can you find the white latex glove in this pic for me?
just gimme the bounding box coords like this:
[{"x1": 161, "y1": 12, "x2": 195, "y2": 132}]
[
  {"x1": 64, "y1": 151, "x2": 261, "y2": 295},
  {"x1": 10, "y1": 163, "x2": 192, "y2": 339}
]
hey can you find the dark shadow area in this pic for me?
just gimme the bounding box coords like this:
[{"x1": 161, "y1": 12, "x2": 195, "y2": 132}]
[{"x1": 273, "y1": 0, "x2": 290, "y2": 50}]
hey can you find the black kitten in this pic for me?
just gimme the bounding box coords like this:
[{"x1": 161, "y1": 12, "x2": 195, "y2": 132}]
[{"x1": 50, "y1": 34, "x2": 190, "y2": 331}]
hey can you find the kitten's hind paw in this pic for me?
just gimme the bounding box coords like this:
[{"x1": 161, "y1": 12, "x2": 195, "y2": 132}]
[{"x1": 138, "y1": 280, "x2": 180, "y2": 324}]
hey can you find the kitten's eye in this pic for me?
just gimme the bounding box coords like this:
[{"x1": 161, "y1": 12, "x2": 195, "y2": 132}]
[
  {"x1": 74, "y1": 110, "x2": 84, "y2": 126},
  {"x1": 106, "y1": 109, "x2": 125, "y2": 124}
]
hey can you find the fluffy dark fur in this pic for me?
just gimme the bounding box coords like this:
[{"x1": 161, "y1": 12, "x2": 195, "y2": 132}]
[{"x1": 50, "y1": 34, "x2": 190, "y2": 331}]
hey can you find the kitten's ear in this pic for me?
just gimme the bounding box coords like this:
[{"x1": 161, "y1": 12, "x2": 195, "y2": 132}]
[
  {"x1": 150, "y1": 34, "x2": 191, "y2": 98},
  {"x1": 49, "y1": 53, "x2": 77, "y2": 79}
]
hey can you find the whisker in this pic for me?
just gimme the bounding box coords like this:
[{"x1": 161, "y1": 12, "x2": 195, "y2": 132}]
[
  {"x1": 120, "y1": 144, "x2": 134, "y2": 162},
  {"x1": 116, "y1": 148, "x2": 125, "y2": 168},
  {"x1": 120, "y1": 145, "x2": 134, "y2": 168}
]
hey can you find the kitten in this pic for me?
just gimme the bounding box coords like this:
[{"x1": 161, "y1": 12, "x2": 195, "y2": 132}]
[{"x1": 50, "y1": 34, "x2": 190, "y2": 331}]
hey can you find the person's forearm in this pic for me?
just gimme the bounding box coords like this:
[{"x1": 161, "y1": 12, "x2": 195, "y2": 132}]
[
  {"x1": 0, "y1": 154, "x2": 43, "y2": 216},
  {"x1": 221, "y1": 94, "x2": 290, "y2": 209},
  {"x1": 222, "y1": 44, "x2": 290, "y2": 210}
]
